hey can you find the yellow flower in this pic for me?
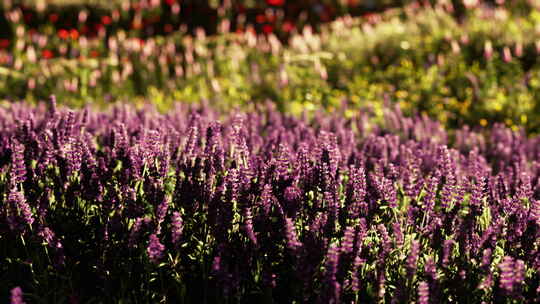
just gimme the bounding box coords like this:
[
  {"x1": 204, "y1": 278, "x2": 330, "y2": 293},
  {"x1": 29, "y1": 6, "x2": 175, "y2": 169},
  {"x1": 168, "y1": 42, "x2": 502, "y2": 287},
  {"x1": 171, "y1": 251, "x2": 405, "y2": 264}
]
[{"x1": 480, "y1": 119, "x2": 488, "y2": 127}]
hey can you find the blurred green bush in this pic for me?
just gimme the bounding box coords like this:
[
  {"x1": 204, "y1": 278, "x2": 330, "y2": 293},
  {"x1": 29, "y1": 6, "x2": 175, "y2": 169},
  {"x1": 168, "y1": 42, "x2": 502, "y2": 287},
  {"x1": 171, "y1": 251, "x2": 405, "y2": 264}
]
[{"x1": 2, "y1": 1, "x2": 540, "y2": 133}]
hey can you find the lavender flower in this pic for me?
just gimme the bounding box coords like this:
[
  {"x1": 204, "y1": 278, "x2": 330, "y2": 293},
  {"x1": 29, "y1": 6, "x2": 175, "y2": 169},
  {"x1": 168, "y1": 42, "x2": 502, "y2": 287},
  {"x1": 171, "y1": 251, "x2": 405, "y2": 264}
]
[
  {"x1": 498, "y1": 256, "x2": 515, "y2": 293},
  {"x1": 347, "y1": 165, "x2": 367, "y2": 218},
  {"x1": 417, "y1": 281, "x2": 429, "y2": 304},
  {"x1": 129, "y1": 217, "x2": 148, "y2": 248},
  {"x1": 323, "y1": 243, "x2": 341, "y2": 304},
  {"x1": 350, "y1": 255, "x2": 364, "y2": 293},
  {"x1": 242, "y1": 207, "x2": 257, "y2": 245},
  {"x1": 10, "y1": 287, "x2": 25, "y2": 304},
  {"x1": 284, "y1": 217, "x2": 301, "y2": 252},
  {"x1": 9, "y1": 140, "x2": 26, "y2": 186},
  {"x1": 1, "y1": 94, "x2": 540, "y2": 302},
  {"x1": 392, "y1": 222, "x2": 404, "y2": 248},
  {"x1": 147, "y1": 233, "x2": 165, "y2": 264},
  {"x1": 6, "y1": 189, "x2": 34, "y2": 231},
  {"x1": 341, "y1": 225, "x2": 355, "y2": 254},
  {"x1": 171, "y1": 211, "x2": 183, "y2": 246},
  {"x1": 407, "y1": 240, "x2": 420, "y2": 278},
  {"x1": 156, "y1": 196, "x2": 170, "y2": 225},
  {"x1": 424, "y1": 257, "x2": 437, "y2": 282},
  {"x1": 514, "y1": 259, "x2": 525, "y2": 291},
  {"x1": 442, "y1": 239, "x2": 454, "y2": 267}
]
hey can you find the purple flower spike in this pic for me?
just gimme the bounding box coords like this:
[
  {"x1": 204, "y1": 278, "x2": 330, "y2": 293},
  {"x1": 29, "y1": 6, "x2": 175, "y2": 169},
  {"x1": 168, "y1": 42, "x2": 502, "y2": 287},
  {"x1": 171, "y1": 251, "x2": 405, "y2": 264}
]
[
  {"x1": 171, "y1": 211, "x2": 183, "y2": 246},
  {"x1": 323, "y1": 243, "x2": 341, "y2": 304},
  {"x1": 442, "y1": 239, "x2": 454, "y2": 267},
  {"x1": 417, "y1": 281, "x2": 429, "y2": 304},
  {"x1": 284, "y1": 217, "x2": 301, "y2": 252},
  {"x1": 9, "y1": 140, "x2": 26, "y2": 186},
  {"x1": 407, "y1": 240, "x2": 420, "y2": 278},
  {"x1": 341, "y1": 225, "x2": 355, "y2": 254},
  {"x1": 10, "y1": 287, "x2": 25, "y2": 304},
  {"x1": 530, "y1": 199, "x2": 540, "y2": 227},
  {"x1": 498, "y1": 256, "x2": 515, "y2": 293},
  {"x1": 242, "y1": 207, "x2": 257, "y2": 246},
  {"x1": 147, "y1": 233, "x2": 165, "y2": 264},
  {"x1": 6, "y1": 189, "x2": 34, "y2": 231}
]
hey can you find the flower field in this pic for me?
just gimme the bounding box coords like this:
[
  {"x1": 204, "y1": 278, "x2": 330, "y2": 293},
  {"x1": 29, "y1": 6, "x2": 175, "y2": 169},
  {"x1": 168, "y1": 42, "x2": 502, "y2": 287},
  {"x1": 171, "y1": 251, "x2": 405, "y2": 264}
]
[
  {"x1": 2, "y1": 1, "x2": 540, "y2": 303},
  {"x1": 1, "y1": 99, "x2": 540, "y2": 303}
]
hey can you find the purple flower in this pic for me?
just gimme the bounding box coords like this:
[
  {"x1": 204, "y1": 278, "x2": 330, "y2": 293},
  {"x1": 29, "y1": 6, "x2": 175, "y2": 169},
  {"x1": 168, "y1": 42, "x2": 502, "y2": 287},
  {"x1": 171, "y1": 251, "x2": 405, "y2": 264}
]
[
  {"x1": 498, "y1": 256, "x2": 515, "y2": 293},
  {"x1": 156, "y1": 196, "x2": 170, "y2": 224},
  {"x1": 6, "y1": 189, "x2": 34, "y2": 231},
  {"x1": 350, "y1": 255, "x2": 364, "y2": 293},
  {"x1": 63, "y1": 138, "x2": 83, "y2": 176},
  {"x1": 424, "y1": 257, "x2": 437, "y2": 281},
  {"x1": 147, "y1": 233, "x2": 165, "y2": 264},
  {"x1": 171, "y1": 211, "x2": 183, "y2": 246},
  {"x1": 284, "y1": 217, "x2": 301, "y2": 252},
  {"x1": 392, "y1": 222, "x2": 404, "y2": 248},
  {"x1": 325, "y1": 190, "x2": 339, "y2": 234},
  {"x1": 283, "y1": 185, "x2": 301, "y2": 203},
  {"x1": 143, "y1": 129, "x2": 162, "y2": 165},
  {"x1": 129, "y1": 217, "x2": 149, "y2": 248},
  {"x1": 514, "y1": 259, "x2": 525, "y2": 290},
  {"x1": 242, "y1": 207, "x2": 257, "y2": 245},
  {"x1": 422, "y1": 170, "x2": 440, "y2": 214},
  {"x1": 516, "y1": 172, "x2": 532, "y2": 201},
  {"x1": 10, "y1": 287, "x2": 25, "y2": 304},
  {"x1": 259, "y1": 183, "x2": 274, "y2": 216},
  {"x1": 341, "y1": 225, "x2": 355, "y2": 254},
  {"x1": 184, "y1": 125, "x2": 199, "y2": 161},
  {"x1": 347, "y1": 166, "x2": 367, "y2": 218},
  {"x1": 481, "y1": 248, "x2": 492, "y2": 269},
  {"x1": 323, "y1": 243, "x2": 341, "y2": 304},
  {"x1": 438, "y1": 146, "x2": 456, "y2": 209},
  {"x1": 417, "y1": 281, "x2": 429, "y2": 304},
  {"x1": 377, "y1": 224, "x2": 392, "y2": 260},
  {"x1": 9, "y1": 140, "x2": 26, "y2": 186},
  {"x1": 442, "y1": 239, "x2": 454, "y2": 267},
  {"x1": 407, "y1": 240, "x2": 420, "y2": 278},
  {"x1": 530, "y1": 199, "x2": 540, "y2": 227}
]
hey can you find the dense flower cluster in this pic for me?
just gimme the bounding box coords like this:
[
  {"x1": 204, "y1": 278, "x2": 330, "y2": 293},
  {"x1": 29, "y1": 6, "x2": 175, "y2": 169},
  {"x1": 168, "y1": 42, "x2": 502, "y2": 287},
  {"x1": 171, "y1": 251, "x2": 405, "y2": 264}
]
[{"x1": 1, "y1": 98, "x2": 539, "y2": 302}]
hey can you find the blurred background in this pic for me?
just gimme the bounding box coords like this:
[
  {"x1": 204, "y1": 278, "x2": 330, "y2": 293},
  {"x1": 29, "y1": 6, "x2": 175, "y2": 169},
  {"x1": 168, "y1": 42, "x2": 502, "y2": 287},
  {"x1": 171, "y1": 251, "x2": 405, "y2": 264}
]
[{"x1": 2, "y1": 0, "x2": 540, "y2": 132}]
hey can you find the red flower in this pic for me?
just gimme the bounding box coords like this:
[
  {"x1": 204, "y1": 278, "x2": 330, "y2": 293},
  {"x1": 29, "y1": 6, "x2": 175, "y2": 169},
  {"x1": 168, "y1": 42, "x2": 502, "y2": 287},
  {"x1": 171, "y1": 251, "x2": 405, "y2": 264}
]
[
  {"x1": 262, "y1": 24, "x2": 273, "y2": 34},
  {"x1": 266, "y1": 0, "x2": 285, "y2": 6},
  {"x1": 70, "y1": 29, "x2": 79, "y2": 40},
  {"x1": 49, "y1": 13, "x2": 59, "y2": 23},
  {"x1": 165, "y1": 0, "x2": 175, "y2": 5},
  {"x1": 282, "y1": 21, "x2": 294, "y2": 33},
  {"x1": 101, "y1": 15, "x2": 112, "y2": 25},
  {"x1": 256, "y1": 14, "x2": 266, "y2": 24},
  {"x1": 58, "y1": 29, "x2": 69, "y2": 40},
  {"x1": 90, "y1": 50, "x2": 99, "y2": 58},
  {"x1": 267, "y1": 14, "x2": 276, "y2": 23},
  {"x1": 42, "y1": 49, "x2": 54, "y2": 59},
  {"x1": 0, "y1": 39, "x2": 10, "y2": 48}
]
